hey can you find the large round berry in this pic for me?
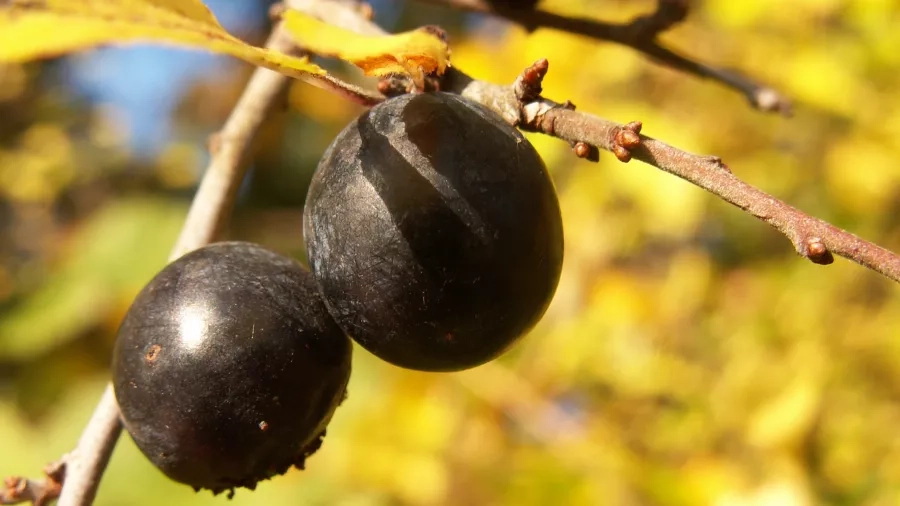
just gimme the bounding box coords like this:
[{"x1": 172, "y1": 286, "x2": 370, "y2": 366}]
[
  {"x1": 112, "y1": 241, "x2": 352, "y2": 495},
  {"x1": 303, "y1": 92, "x2": 564, "y2": 372}
]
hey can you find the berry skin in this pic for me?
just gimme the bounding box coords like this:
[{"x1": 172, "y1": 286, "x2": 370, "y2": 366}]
[
  {"x1": 112, "y1": 242, "x2": 352, "y2": 495},
  {"x1": 304, "y1": 92, "x2": 564, "y2": 372}
]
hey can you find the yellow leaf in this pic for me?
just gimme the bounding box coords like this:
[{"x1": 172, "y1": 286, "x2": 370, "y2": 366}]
[
  {"x1": 281, "y1": 9, "x2": 450, "y2": 81},
  {"x1": 0, "y1": 0, "x2": 325, "y2": 78}
]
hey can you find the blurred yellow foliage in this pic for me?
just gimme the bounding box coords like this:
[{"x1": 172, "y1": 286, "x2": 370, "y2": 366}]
[
  {"x1": 156, "y1": 142, "x2": 203, "y2": 189},
  {"x1": 0, "y1": 64, "x2": 28, "y2": 102},
  {"x1": 0, "y1": 123, "x2": 75, "y2": 203}
]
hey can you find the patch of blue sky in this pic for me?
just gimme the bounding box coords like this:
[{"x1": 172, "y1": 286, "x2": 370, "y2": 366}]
[{"x1": 61, "y1": 0, "x2": 271, "y2": 158}]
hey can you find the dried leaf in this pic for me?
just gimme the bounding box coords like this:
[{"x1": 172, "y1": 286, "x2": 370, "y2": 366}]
[
  {"x1": 282, "y1": 8, "x2": 450, "y2": 81},
  {"x1": 0, "y1": 0, "x2": 325, "y2": 77}
]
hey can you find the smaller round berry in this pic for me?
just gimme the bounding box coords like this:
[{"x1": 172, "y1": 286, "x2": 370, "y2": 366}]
[{"x1": 112, "y1": 241, "x2": 352, "y2": 495}]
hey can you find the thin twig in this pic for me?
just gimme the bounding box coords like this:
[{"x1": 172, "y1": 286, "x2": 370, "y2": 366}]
[
  {"x1": 446, "y1": 63, "x2": 900, "y2": 282},
  {"x1": 53, "y1": 14, "x2": 306, "y2": 506},
  {"x1": 414, "y1": 0, "x2": 793, "y2": 116},
  {"x1": 529, "y1": 103, "x2": 900, "y2": 277},
  {"x1": 1, "y1": 462, "x2": 64, "y2": 506}
]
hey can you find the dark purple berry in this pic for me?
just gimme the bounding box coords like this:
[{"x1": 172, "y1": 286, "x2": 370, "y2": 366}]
[
  {"x1": 303, "y1": 92, "x2": 563, "y2": 372},
  {"x1": 112, "y1": 242, "x2": 352, "y2": 495}
]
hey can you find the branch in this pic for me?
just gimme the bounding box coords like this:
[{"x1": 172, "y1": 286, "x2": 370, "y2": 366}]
[
  {"x1": 414, "y1": 0, "x2": 793, "y2": 116},
  {"x1": 305, "y1": 1, "x2": 900, "y2": 282},
  {"x1": 1, "y1": 462, "x2": 63, "y2": 506},
  {"x1": 450, "y1": 62, "x2": 900, "y2": 282},
  {"x1": 169, "y1": 25, "x2": 302, "y2": 257},
  {"x1": 48, "y1": 11, "x2": 311, "y2": 506}
]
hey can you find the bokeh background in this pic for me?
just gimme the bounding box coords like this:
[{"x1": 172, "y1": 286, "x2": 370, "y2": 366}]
[{"x1": 2, "y1": 0, "x2": 900, "y2": 504}]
